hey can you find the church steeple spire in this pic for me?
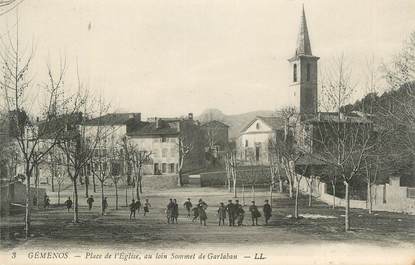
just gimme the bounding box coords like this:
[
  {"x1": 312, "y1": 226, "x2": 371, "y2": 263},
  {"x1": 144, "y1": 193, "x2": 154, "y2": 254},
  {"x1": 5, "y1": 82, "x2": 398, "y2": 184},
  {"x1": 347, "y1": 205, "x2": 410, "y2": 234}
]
[
  {"x1": 288, "y1": 5, "x2": 319, "y2": 114},
  {"x1": 295, "y1": 5, "x2": 312, "y2": 57}
]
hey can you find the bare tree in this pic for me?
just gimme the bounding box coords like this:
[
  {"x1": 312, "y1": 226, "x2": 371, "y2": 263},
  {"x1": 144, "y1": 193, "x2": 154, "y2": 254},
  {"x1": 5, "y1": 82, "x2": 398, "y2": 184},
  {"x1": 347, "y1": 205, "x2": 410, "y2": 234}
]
[
  {"x1": 0, "y1": 22, "x2": 74, "y2": 237},
  {"x1": 177, "y1": 134, "x2": 192, "y2": 187},
  {"x1": 313, "y1": 55, "x2": 376, "y2": 231},
  {"x1": 122, "y1": 138, "x2": 152, "y2": 200}
]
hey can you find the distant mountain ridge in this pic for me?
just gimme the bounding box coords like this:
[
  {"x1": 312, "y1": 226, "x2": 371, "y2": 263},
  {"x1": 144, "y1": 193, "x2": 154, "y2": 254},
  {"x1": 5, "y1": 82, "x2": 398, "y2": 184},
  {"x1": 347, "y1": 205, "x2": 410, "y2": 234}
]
[{"x1": 196, "y1": 108, "x2": 275, "y2": 139}]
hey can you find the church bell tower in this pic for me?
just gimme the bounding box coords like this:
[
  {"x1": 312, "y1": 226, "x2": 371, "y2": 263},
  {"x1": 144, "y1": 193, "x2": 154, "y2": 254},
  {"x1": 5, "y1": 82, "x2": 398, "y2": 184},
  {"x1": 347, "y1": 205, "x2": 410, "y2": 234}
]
[{"x1": 288, "y1": 6, "x2": 319, "y2": 114}]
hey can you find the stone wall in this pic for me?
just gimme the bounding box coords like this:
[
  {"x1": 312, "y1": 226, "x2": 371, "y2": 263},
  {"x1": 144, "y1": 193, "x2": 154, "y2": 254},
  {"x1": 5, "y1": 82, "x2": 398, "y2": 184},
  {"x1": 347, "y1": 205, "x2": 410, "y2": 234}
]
[{"x1": 294, "y1": 175, "x2": 415, "y2": 215}]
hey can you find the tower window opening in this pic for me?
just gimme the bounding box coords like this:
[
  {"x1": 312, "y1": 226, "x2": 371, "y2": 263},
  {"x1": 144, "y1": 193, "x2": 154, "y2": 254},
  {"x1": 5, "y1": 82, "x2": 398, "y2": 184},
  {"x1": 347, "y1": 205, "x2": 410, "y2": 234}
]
[
  {"x1": 293, "y1": 64, "x2": 297, "y2": 82},
  {"x1": 307, "y1": 63, "x2": 311, "y2": 81}
]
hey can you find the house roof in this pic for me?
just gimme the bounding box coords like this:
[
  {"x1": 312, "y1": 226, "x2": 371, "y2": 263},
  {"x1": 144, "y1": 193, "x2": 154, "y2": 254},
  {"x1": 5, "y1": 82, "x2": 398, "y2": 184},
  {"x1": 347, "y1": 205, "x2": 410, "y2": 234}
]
[
  {"x1": 201, "y1": 120, "x2": 229, "y2": 128},
  {"x1": 83, "y1": 113, "x2": 140, "y2": 126},
  {"x1": 240, "y1": 116, "x2": 285, "y2": 133},
  {"x1": 127, "y1": 120, "x2": 179, "y2": 137}
]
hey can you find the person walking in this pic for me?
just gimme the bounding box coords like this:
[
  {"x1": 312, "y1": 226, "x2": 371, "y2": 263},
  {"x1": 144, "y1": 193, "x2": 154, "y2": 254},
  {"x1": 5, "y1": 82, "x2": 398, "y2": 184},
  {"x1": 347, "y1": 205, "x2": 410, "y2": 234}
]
[
  {"x1": 87, "y1": 195, "x2": 94, "y2": 211},
  {"x1": 217, "y1": 202, "x2": 227, "y2": 226},
  {"x1": 249, "y1": 201, "x2": 261, "y2": 226},
  {"x1": 129, "y1": 199, "x2": 136, "y2": 220},
  {"x1": 198, "y1": 199, "x2": 208, "y2": 226},
  {"x1": 166, "y1": 198, "x2": 174, "y2": 224},
  {"x1": 102, "y1": 197, "x2": 108, "y2": 215},
  {"x1": 183, "y1": 198, "x2": 192, "y2": 218},
  {"x1": 235, "y1": 200, "x2": 244, "y2": 226},
  {"x1": 65, "y1": 197, "x2": 73, "y2": 212},
  {"x1": 135, "y1": 199, "x2": 142, "y2": 215},
  {"x1": 226, "y1": 200, "x2": 235, "y2": 226},
  {"x1": 143, "y1": 198, "x2": 151, "y2": 216},
  {"x1": 172, "y1": 199, "x2": 179, "y2": 223},
  {"x1": 263, "y1": 199, "x2": 272, "y2": 225}
]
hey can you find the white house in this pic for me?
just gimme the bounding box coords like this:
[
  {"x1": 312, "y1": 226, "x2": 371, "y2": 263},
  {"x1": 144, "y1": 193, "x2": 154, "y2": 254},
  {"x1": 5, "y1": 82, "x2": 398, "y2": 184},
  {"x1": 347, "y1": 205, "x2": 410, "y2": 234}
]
[{"x1": 238, "y1": 116, "x2": 284, "y2": 165}]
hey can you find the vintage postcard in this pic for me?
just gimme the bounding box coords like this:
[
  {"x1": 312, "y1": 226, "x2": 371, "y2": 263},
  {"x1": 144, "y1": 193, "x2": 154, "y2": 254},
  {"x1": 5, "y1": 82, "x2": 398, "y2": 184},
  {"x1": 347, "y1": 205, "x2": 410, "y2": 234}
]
[{"x1": 0, "y1": 0, "x2": 414, "y2": 265}]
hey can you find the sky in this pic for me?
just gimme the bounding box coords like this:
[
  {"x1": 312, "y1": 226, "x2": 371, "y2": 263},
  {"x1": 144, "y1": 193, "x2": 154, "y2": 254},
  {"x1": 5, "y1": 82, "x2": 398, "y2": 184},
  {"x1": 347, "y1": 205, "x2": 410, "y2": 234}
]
[{"x1": 1, "y1": 0, "x2": 414, "y2": 118}]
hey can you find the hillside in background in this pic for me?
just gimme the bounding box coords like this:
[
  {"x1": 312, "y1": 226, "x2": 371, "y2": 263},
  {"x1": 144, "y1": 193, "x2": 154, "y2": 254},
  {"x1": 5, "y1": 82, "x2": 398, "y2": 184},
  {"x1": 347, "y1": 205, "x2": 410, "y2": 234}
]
[{"x1": 197, "y1": 108, "x2": 275, "y2": 139}]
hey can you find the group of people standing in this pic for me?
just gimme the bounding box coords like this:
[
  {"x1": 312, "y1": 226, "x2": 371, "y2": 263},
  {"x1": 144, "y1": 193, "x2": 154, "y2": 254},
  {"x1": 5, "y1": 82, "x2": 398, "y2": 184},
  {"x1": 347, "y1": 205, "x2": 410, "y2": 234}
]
[
  {"x1": 167, "y1": 198, "x2": 272, "y2": 226},
  {"x1": 129, "y1": 198, "x2": 151, "y2": 219}
]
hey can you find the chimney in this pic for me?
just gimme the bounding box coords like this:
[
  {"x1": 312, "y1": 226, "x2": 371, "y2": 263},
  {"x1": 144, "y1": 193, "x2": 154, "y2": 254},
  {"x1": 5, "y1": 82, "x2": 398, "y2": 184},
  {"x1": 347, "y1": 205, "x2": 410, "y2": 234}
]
[{"x1": 188, "y1": 113, "x2": 193, "y2": 120}]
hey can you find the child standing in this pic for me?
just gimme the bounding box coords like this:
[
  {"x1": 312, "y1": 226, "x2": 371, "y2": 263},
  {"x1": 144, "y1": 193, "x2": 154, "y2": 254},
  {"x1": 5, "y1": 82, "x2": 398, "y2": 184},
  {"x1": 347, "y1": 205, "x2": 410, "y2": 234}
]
[
  {"x1": 143, "y1": 198, "x2": 151, "y2": 216},
  {"x1": 217, "y1": 202, "x2": 227, "y2": 226}
]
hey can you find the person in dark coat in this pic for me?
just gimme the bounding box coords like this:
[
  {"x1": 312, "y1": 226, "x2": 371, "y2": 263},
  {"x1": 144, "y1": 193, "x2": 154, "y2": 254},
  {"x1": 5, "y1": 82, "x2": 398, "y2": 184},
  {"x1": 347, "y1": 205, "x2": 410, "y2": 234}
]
[
  {"x1": 263, "y1": 199, "x2": 272, "y2": 225},
  {"x1": 225, "y1": 200, "x2": 235, "y2": 226},
  {"x1": 129, "y1": 199, "x2": 136, "y2": 220},
  {"x1": 217, "y1": 202, "x2": 227, "y2": 226},
  {"x1": 143, "y1": 198, "x2": 151, "y2": 216},
  {"x1": 135, "y1": 199, "x2": 142, "y2": 214},
  {"x1": 249, "y1": 201, "x2": 261, "y2": 226},
  {"x1": 65, "y1": 197, "x2": 73, "y2": 212},
  {"x1": 198, "y1": 199, "x2": 208, "y2": 226},
  {"x1": 191, "y1": 206, "x2": 199, "y2": 222},
  {"x1": 166, "y1": 198, "x2": 174, "y2": 224},
  {"x1": 43, "y1": 194, "x2": 50, "y2": 209},
  {"x1": 183, "y1": 198, "x2": 192, "y2": 217},
  {"x1": 235, "y1": 200, "x2": 244, "y2": 226},
  {"x1": 87, "y1": 195, "x2": 94, "y2": 210},
  {"x1": 102, "y1": 197, "x2": 108, "y2": 215},
  {"x1": 172, "y1": 199, "x2": 179, "y2": 223},
  {"x1": 33, "y1": 196, "x2": 38, "y2": 207}
]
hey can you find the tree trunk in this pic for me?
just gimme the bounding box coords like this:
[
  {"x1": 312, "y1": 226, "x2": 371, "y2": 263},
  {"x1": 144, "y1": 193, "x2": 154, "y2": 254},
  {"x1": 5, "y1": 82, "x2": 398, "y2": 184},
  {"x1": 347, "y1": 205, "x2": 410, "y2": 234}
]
[
  {"x1": 135, "y1": 175, "x2": 140, "y2": 201},
  {"x1": 24, "y1": 165, "x2": 31, "y2": 239},
  {"x1": 177, "y1": 169, "x2": 183, "y2": 187},
  {"x1": 73, "y1": 177, "x2": 79, "y2": 223},
  {"x1": 308, "y1": 176, "x2": 313, "y2": 207},
  {"x1": 294, "y1": 181, "x2": 300, "y2": 219},
  {"x1": 101, "y1": 181, "x2": 105, "y2": 216},
  {"x1": 278, "y1": 175, "x2": 283, "y2": 193},
  {"x1": 367, "y1": 181, "x2": 372, "y2": 214},
  {"x1": 233, "y1": 175, "x2": 237, "y2": 198},
  {"x1": 35, "y1": 164, "x2": 39, "y2": 209},
  {"x1": 332, "y1": 180, "x2": 336, "y2": 209},
  {"x1": 251, "y1": 185, "x2": 255, "y2": 201},
  {"x1": 92, "y1": 173, "x2": 96, "y2": 193},
  {"x1": 242, "y1": 184, "x2": 245, "y2": 205},
  {"x1": 85, "y1": 174, "x2": 89, "y2": 198},
  {"x1": 51, "y1": 166, "x2": 55, "y2": 192},
  {"x1": 115, "y1": 182, "x2": 118, "y2": 210},
  {"x1": 125, "y1": 185, "x2": 128, "y2": 207},
  {"x1": 58, "y1": 184, "x2": 61, "y2": 205},
  {"x1": 269, "y1": 184, "x2": 273, "y2": 207},
  {"x1": 345, "y1": 181, "x2": 350, "y2": 231},
  {"x1": 288, "y1": 179, "x2": 293, "y2": 198}
]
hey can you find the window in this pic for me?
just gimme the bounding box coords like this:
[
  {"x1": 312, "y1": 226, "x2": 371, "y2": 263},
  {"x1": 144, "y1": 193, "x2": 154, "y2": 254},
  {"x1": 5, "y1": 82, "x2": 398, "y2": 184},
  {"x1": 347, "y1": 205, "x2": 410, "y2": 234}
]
[
  {"x1": 161, "y1": 137, "x2": 167, "y2": 143},
  {"x1": 245, "y1": 140, "x2": 248, "y2": 147},
  {"x1": 161, "y1": 163, "x2": 167, "y2": 173},
  {"x1": 307, "y1": 63, "x2": 311, "y2": 81},
  {"x1": 293, "y1": 63, "x2": 297, "y2": 82},
  {"x1": 162, "y1": 148, "x2": 168, "y2": 158},
  {"x1": 169, "y1": 163, "x2": 175, "y2": 173},
  {"x1": 256, "y1": 123, "x2": 260, "y2": 130}
]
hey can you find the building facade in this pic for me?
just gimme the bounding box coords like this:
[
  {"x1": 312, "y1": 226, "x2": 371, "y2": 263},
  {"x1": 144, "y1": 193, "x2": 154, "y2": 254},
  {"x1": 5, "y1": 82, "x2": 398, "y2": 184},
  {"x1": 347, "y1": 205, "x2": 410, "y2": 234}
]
[{"x1": 238, "y1": 116, "x2": 284, "y2": 165}]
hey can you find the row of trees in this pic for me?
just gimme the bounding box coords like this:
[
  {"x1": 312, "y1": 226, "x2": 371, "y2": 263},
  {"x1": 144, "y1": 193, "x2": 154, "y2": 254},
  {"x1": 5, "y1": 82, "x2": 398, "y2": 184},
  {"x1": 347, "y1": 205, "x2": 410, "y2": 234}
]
[
  {"x1": 0, "y1": 19, "x2": 160, "y2": 238},
  {"x1": 264, "y1": 32, "x2": 415, "y2": 231}
]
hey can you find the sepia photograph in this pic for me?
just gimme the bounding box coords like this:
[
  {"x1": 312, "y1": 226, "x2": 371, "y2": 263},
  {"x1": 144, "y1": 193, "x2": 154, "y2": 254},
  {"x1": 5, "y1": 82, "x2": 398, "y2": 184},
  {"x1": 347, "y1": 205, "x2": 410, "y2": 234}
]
[{"x1": 0, "y1": 0, "x2": 414, "y2": 264}]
